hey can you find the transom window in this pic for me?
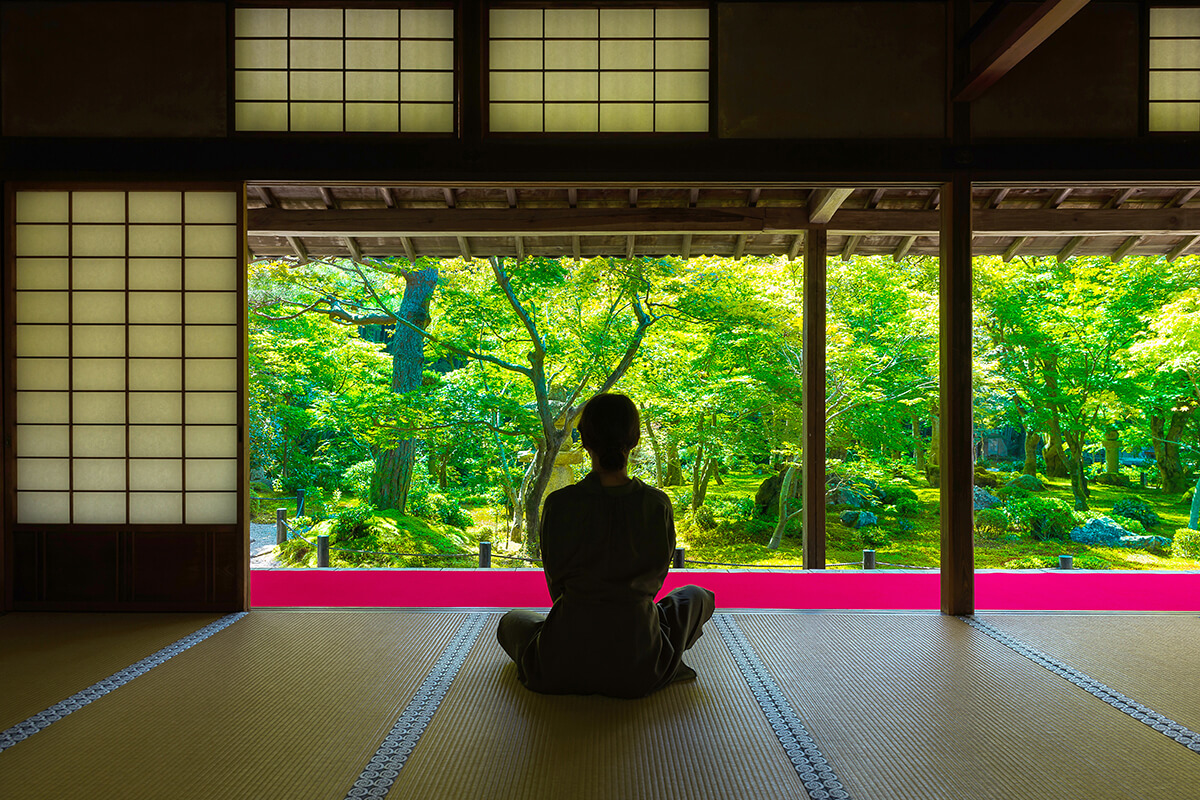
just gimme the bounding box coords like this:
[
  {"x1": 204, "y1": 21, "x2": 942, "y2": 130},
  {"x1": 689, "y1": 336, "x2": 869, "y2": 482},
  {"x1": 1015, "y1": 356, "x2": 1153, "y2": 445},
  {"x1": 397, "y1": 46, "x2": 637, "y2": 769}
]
[
  {"x1": 488, "y1": 5, "x2": 710, "y2": 133},
  {"x1": 234, "y1": 4, "x2": 455, "y2": 133},
  {"x1": 1149, "y1": 7, "x2": 1200, "y2": 131}
]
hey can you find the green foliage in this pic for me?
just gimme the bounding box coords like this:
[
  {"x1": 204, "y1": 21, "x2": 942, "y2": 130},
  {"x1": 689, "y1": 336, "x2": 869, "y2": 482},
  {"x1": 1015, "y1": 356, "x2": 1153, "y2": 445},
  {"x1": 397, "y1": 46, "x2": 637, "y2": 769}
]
[
  {"x1": 331, "y1": 503, "x2": 377, "y2": 542},
  {"x1": 1111, "y1": 496, "x2": 1160, "y2": 529},
  {"x1": 974, "y1": 508, "x2": 1010, "y2": 538},
  {"x1": 341, "y1": 460, "x2": 375, "y2": 497},
  {"x1": 1004, "y1": 496, "x2": 1079, "y2": 541},
  {"x1": 408, "y1": 478, "x2": 473, "y2": 530},
  {"x1": 1002, "y1": 555, "x2": 1057, "y2": 569},
  {"x1": 1173, "y1": 528, "x2": 1200, "y2": 559},
  {"x1": 860, "y1": 527, "x2": 890, "y2": 548},
  {"x1": 892, "y1": 496, "x2": 921, "y2": 516},
  {"x1": 1073, "y1": 555, "x2": 1113, "y2": 570},
  {"x1": 275, "y1": 510, "x2": 472, "y2": 568},
  {"x1": 996, "y1": 483, "x2": 1033, "y2": 502}
]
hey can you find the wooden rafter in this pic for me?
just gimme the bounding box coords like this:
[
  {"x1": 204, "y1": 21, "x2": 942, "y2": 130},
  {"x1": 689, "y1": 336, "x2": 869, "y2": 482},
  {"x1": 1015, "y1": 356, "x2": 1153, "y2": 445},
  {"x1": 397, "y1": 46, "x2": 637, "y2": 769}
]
[
  {"x1": 892, "y1": 235, "x2": 915, "y2": 262},
  {"x1": 787, "y1": 233, "x2": 804, "y2": 261},
  {"x1": 400, "y1": 236, "x2": 416, "y2": 262},
  {"x1": 842, "y1": 235, "x2": 861, "y2": 261},
  {"x1": 1056, "y1": 236, "x2": 1085, "y2": 262},
  {"x1": 807, "y1": 188, "x2": 854, "y2": 224},
  {"x1": 733, "y1": 233, "x2": 748, "y2": 260},
  {"x1": 1111, "y1": 236, "x2": 1141, "y2": 262},
  {"x1": 1168, "y1": 235, "x2": 1200, "y2": 262}
]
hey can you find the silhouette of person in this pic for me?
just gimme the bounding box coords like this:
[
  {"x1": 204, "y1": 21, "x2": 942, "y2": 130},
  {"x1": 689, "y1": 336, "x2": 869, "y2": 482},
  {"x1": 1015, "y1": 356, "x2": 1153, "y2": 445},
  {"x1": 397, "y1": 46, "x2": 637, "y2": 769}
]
[{"x1": 497, "y1": 393, "x2": 716, "y2": 698}]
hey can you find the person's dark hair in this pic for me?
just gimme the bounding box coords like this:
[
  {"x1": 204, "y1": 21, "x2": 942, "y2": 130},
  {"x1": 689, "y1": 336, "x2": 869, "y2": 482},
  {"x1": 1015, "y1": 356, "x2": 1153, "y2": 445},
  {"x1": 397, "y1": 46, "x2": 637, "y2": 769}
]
[{"x1": 578, "y1": 393, "x2": 641, "y2": 471}]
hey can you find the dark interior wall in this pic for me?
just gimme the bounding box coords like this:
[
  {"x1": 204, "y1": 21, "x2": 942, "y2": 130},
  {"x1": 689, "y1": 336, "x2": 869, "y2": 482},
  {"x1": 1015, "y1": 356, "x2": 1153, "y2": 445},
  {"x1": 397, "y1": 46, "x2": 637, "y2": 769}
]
[
  {"x1": 1, "y1": 1, "x2": 227, "y2": 137},
  {"x1": 717, "y1": 2, "x2": 947, "y2": 139},
  {"x1": 971, "y1": 2, "x2": 1140, "y2": 138}
]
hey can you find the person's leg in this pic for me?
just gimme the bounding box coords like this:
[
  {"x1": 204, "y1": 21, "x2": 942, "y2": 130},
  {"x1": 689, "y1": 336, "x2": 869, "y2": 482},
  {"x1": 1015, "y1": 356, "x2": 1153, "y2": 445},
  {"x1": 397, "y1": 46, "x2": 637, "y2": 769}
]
[
  {"x1": 496, "y1": 609, "x2": 546, "y2": 663},
  {"x1": 657, "y1": 585, "x2": 716, "y2": 652}
]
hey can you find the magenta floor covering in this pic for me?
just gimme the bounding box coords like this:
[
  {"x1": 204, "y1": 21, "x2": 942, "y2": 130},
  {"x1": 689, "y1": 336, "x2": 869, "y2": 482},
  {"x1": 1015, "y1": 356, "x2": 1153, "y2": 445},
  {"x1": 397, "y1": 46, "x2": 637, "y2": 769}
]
[{"x1": 250, "y1": 568, "x2": 1200, "y2": 611}]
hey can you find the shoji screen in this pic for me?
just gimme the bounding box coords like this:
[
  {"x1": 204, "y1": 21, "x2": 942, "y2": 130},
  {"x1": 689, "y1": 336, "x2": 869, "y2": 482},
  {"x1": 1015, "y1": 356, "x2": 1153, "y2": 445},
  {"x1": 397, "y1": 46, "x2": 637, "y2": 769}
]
[
  {"x1": 1150, "y1": 7, "x2": 1200, "y2": 131},
  {"x1": 5, "y1": 186, "x2": 245, "y2": 610},
  {"x1": 488, "y1": 5, "x2": 710, "y2": 133}
]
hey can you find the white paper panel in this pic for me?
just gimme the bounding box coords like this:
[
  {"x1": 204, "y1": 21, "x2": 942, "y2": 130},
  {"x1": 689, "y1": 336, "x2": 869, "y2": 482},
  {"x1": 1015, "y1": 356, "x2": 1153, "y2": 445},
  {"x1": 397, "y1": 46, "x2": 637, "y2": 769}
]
[
  {"x1": 186, "y1": 192, "x2": 237, "y2": 224},
  {"x1": 545, "y1": 9, "x2": 597, "y2": 38},
  {"x1": 346, "y1": 40, "x2": 399, "y2": 70},
  {"x1": 15, "y1": 291, "x2": 68, "y2": 323},
  {"x1": 186, "y1": 426, "x2": 238, "y2": 458},
  {"x1": 657, "y1": 8, "x2": 709, "y2": 38},
  {"x1": 129, "y1": 258, "x2": 183, "y2": 290},
  {"x1": 130, "y1": 460, "x2": 183, "y2": 491},
  {"x1": 400, "y1": 104, "x2": 453, "y2": 133},
  {"x1": 184, "y1": 259, "x2": 238, "y2": 291},
  {"x1": 186, "y1": 324, "x2": 240, "y2": 356},
  {"x1": 72, "y1": 192, "x2": 125, "y2": 223},
  {"x1": 72, "y1": 325, "x2": 125, "y2": 357},
  {"x1": 1151, "y1": 8, "x2": 1200, "y2": 37},
  {"x1": 16, "y1": 225, "x2": 70, "y2": 257},
  {"x1": 291, "y1": 71, "x2": 343, "y2": 101},
  {"x1": 599, "y1": 40, "x2": 654, "y2": 70},
  {"x1": 347, "y1": 8, "x2": 398, "y2": 39},
  {"x1": 290, "y1": 8, "x2": 343, "y2": 38},
  {"x1": 129, "y1": 225, "x2": 183, "y2": 257},
  {"x1": 347, "y1": 104, "x2": 399, "y2": 132},
  {"x1": 72, "y1": 225, "x2": 126, "y2": 257},
  {"x1": 16, "y1": 324, "x2": 68, "y2": 357},
  {"x1": 128, "y1": 292, "x2": 180, "y2": 324},
  {"x1": 71, "y1": 291, "x2": 124, "y2": 324},
  {"x1": 129, "y1": 392, "x2": 183, "y2": 424},
  {"x1": 185, "y1": 393, "x2": 238, "y2": 425},
  {"x1": 16, "y1": 258, "x2": 69, "y2": 290},
  {"x1": 129, "y1": 325, "x2": 182, "y2": 357},
  {"x1": 400, "y1": 40, "x2": 453, "y2": 70},
  {"x1": 1150, "y1": 102, "x2": 1200, "y2": 131},
  {"x1": 400, "y1": 72, "x2": 452, "y2": 102},
  {"x1": 185, "y1": 359, "x2": 239, "y2": 391},
  {"x1": 1151, "y1": 39, "x2": 1200, "y2": 70},
  {"x1": 236, "y1": 70, "x2": 288, "y2": 102},
  {"x1": 656, "y1": 71, "x2": 708, "y2": 102},
  {"x1": 185, "y1": 459, "x2": 238, "y2": 491},
  {"x1": 600, "y1": 103, "x2": 654, "y2": 132},
  {"x1": 600, "y1": 8, "x2": 653, "y2": 38},
  {"x1": 1151, "y1": 70, "x2": 1200, "y2": 101},
  {"x1": 291, "y1": 39, "x2": 343, "y2": 69},
  {"x1": 491, "y1": 9, "x2": 542, "y2": 38},
  {"x1": 17, "y1": 492, "x2": 69, "y2": 524},
  {"x1": 236, "y1": 102, "x2": 289, "y2": 132},
  {"x1": 490, "y1": 40, "x2": 542, "y2": 70},
  {"x1": 184, "y1": 223, "x2": 238, "y2": 257},
  {"x1": 16, "y1": 425, "x2": 70, "y2": 456},
  {"x1": 235, "y1": 7, "x2": 287, "y2": 38},
  {"x1": 545, "y1": 72, "x2": 599, "y2": 102},
  {"x1": 348, "y1": 72, "x2": 400, "y2": 102},
  {"x1": 129, "y1": 359, "x2": 181, "y2": 391},
  {"x1": 545, "y1": 41, "x2": 598, "y2": 71},
  {"x1": 128, "y1": 192, "x2": 182, "y2": 224},
  {"x1": 74, "y1": 425, "x2": 126, "y2": 457},
  {"x1": 403, "y1": 9, "x2": 453, "y2": 39},
  {"x1": 17, "y1": 458, "x2": 69, "y2": 491},
  {"x1": 490, "y1": 72, "x2": 543, "y2": 102},
  {"x1": 74, "y1": 459, "x2": 127, "y2": 491},
  {"x1": 545, "y1": 103, "x2": 599, "y2": 132},
  {"x1": 130, "y1": 426, "x2": 183, "y2": 458},
  {"x1": 73, "y1": 392, "x2": 126, "y2": 424},
  {"x1": 16, "y1": 191, "x2": 69, "y2": 223},
  {"x1": 656, "y1": 40, "x2": 709, "y2": 70},
  {"x1": 74, "y1": 492, "x2": 126, "y2": 523},
  {"x1": 290, "y1": 102, "x2": 344, "y2": 131},
  {"x1": 17, "y1": 392, "x2": 69, "y2": 424},
  {"x1": 130, "y1": 493, "x2": 184, "y2": 524},
  {"x1": 237, "y1": 39, "x2": 288, "y2": 70},
  {"x1": 72, "y1": 258, "x2": 125, "y2": 289},
  {"x1": 16, "y1": 359, "x2": 69, "y2": 390},
  {"x1": 655, "y1": 103, "x2": 708, "y2": 132},
  {"x1": 600, "y1": 72, "x2": 653, "y2": 101},
  {"x1": 185, "y1": 492, "x2": 238, "y2": 524}
]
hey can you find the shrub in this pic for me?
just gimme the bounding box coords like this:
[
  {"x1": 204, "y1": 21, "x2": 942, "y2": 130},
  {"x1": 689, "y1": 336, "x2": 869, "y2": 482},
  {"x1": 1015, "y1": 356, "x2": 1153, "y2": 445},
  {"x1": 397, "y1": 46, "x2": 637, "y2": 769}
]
[
  {"x1": 996, "y1": 484, "x2": 1032, "y2": 502},
  {"x1": 408, "y1": 482, "x2": 472, "y2": 530},
  {"x1": 893, "y1": 496, "x2": 921, "y2": 516},
  {"x1": 889, "y1": 518, "x2": 915, "y2": 535},
  {"x1": 1005, "y1": 496, "x2": 1078, "y2": 541},
  {"x1": 1005, "y1": 474, "x2": 1045, "y2": 493},
  {"x1": 1111, "y1": 496, "x2": 1160, "y2": 529},
  {"x1": 341, "y1": 460, "x2": 375, "y2": 497},
  {"x1": 974, "y1": 507, "x2": 1009, "y2": 538},
  {"x1": 860, "y1": 527, "x2": 890, "y2": 548},
  {"x1": 332, "y1": 503, "x2": 376, "y2": 542},
  {"x1": 1003, "y1": 555, "x2": 1056, "y2": 569},
  {"x1": 693, "y1": 505, "x2": 717, "y2": 530},
  {"x1": 1173, "y1": 528, "x2": 1200, "y2": 559},
  {"x1": 1073, "y1": 555, "x2": 1113, "y2": 570}
]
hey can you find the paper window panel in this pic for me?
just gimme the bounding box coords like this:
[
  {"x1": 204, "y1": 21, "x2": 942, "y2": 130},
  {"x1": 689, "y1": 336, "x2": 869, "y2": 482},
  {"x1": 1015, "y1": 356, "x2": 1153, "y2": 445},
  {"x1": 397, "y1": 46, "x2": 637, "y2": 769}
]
[
  {"x1": 15, "y1": 292, "x2": 69, "y2": 323},
  {"x1": 185, "y1": 226, "x2": 239, "y2": 258},
  {"x1": 17, "y1": 459, "x2": 70, "y2": 491},
  {"x1": 1150, "y1": 102, "x2": 1200, "y2": 131},
  {"x1": 1149, "y1": 10, "x2": 1200, "y2": 131},
  {"x1": 17, "y1": 493, "x2": 70, "y2": 524},
  {"x1": 545, "y1": 9, "x2": 597, "y2": 38},
  {"x1": 185, "y1": 460, "x2": 239, "y2": 491},
  {"x1": 1152, "y1": 70, "x2": 1200, "y2": 100},
  {"x1": 72, "y1": 225, "x2": 126, "y2": 257},
  {"x1": 490, "y1": 40, "x2": 541, "y2": 70},
  {"x1": 347, "y1": 9, "x2": 399, "y2": 39},
  {"x1": 290, "y1": 71, "x2": 343, "y2": 102},
  {"x1": 128, "y1": 359, "x2": 182, "y2": 391},
  {"x1": 491, "y1": 72, "x2": 542, "y2": 102},
  {"x1": 185, "y1": 292, "x2": 238, "y2": 325},
  {"x1": 400, "y1": 104, "x2": 454, "y2": 133},
  {"x1": 128, "y1": 192, "x2": 182, "y2": 224},
  {"x1": 71, "y1": 192, "x2": 125, "y2": 223},
  {"x1": 130, "y1": 427, "x2": 183, "y2": 458},
  {"x1": 600, "y1": 103, "x2": 654, "y2": 133},
  {"x1": 290, "y1": 8, "x2": 343, "y2": 38},
  {"x1": 185, "y1": 359, "x2": 239, "y2": 391},
  {"x1": 16, "y1": 225, "x2": 70, "y2": 257},
  {"x1": 490, "y1": 103, "x2": 543, "y2": 132},
  {"x1": 72, "y1": 292, "x2": 125, "y2": 324},
  {"x1": 72, "y1": 325, "x2": 125, "y2": 357},
  {"x1": 184, "y1": 259, "x2": 239, "y2": 291},
  {"x1": 129, "y1": 226, "x2": 183, "y2": 257},
  {"x1": 130, "y1": 460, "x2": 183, "y2": 492},
  {"x1": 128, "y1": 293, "x2": 181, "y2": 325},
  {"x1": 16, "y1": 191, "x2": 69, "y2": 222},
  {"x1": 130, "y1": 493, "x2": 184, "y2": 524},
  {"x1": 16, "y1": 359, "x2": 69, "y2": 390},
  {"x1": 74, "y1": 459, "x2": 127, "y2": 491},
  {"x1": 129, "y1": 393, "x2": 183, "y2": 425},
  {"x1": 400, "y1": 72, "x2": 452, "y2": 102},
  {"x1": 545, "y1": 41, "x2": 598, "y2": 71},
  {"x1": 73, "y1": 392, "x2": 126, "y2": 425},
  {"x1": 74, "y1": 492, "x2": 127, "y2": 523},
  {"x1": 236, "y1": 103, "x2": 289, "y2": 132},
  {"x1": 290, "y1": 103, "x2": 344, "y2": 131},
  {"x1": 599, "y1": 40, "x2": 655, "y2": 71},
  {"x1": 185, "y1": 493, "x2": 238, "y2": 524},
  {"x1": 656, "y1": 40, "x2": 709, "y2": 70},
  {"x1": 403, "y1": 9, "x2": 453, "y2": 39},
  {"x1": 491, "y1": 9, "x2": 542, "y2": 38},
  {"x1": 71, "y1": 356, "x2": 127, "y2": 391},
  {"x1": 657, "y1": 71, "x2": 708, "y2": 102},
  {"x1": 73, "y1": 425, "x2": 125, "y2": 457},
  {"x1": 349, "y1": 72, "x2": 400, "y2": 102},
  {"x1": 16, "y1": 258, "x2": 69, "y2": 290},
  {"x1": 129, "y1": 326, "x2": 182, "y2": 358},
  {"x1": 655, "y1": 103, "x2": 708, "y2": 132},
  {"x1": 400, "y1": 40, "x2": 453, "y2": 71},
  {"x1": 71, "y1": 258, "x2": 124, "y2": 289},
  {"x1": 600, "y1": 9, "x2": 654, "y2": 38},
  {"x1": 236, "y1": 71, "x2": 289, "y2": 102},
  {"x1": 236, "y1": 7, "x2": 287, "y2": 38},
  {"x1": 17, "y1": 392, "x2": 70, "y2": 424},
  {"x1": 291, "y1": 39, "x2": 344, "y2": 70},
  {"x1": 342, "y1": 104, "x2": 393, "y2": 132},
  {"x1": 545, "y1": 103, "x2": 599, "y2": 132},
  {"x1": 236, "y1": 39, "x2": 288, "y2": 70},
  {"x1": 17, "y1": 425, "x2": 71, "y2": 456},
  {"x1": 1153, "y1": 8, "x2": 1200, "y2": 38},
  {"x1": 185, "y1": 393, "x2": 239, "y2": 425},
  {"x1": 185, "y1": 426, "x2": 239, "y2": 458},
  {"x1": 657, "y1": 8, "x2": 709, "y2": 38},
  {"x1": 347, "y1": 40, "x2": 400, "y2": 70},
  {"x1": 129, "y1": 259, "x2": 183, "y2": 290},
  {"x1": 601, "y1": 72, "x2": 653, "y2": 102},
  {"x1": 17, "y1": 325, "x2": 68, "y2": 357},
  {"x1": 545, "y1": 73, "x2": 599, "y2": 103}
]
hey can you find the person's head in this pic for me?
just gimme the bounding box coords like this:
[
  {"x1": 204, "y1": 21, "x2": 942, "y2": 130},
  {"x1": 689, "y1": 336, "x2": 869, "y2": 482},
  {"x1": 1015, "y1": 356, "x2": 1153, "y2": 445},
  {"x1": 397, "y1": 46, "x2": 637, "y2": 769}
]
[{"x1": 578, "y1": 393, "x2": 640, "y2": 472}]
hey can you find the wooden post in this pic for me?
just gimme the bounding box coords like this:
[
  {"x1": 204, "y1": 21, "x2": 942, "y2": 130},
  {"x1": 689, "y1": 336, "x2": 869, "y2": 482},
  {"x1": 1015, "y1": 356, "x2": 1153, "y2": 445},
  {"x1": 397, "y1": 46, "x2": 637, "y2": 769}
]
[
  {"x1": 478, "y1": 540, "x2": 492, "y2": 568},
  {"x1": 940, "y1": 175, "x2": 975, "y2": 615},
  {"x1": 802, "y1": 230, "x2": 827, "y2": 569},
  {"x1": 276, "y1": 508, "x2": 287, "y2": 545}
]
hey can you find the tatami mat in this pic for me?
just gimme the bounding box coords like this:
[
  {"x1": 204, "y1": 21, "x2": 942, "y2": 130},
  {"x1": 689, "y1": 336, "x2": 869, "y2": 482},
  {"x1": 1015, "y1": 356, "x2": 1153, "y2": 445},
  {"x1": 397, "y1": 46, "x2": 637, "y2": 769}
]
[
  {"x1": 737, "y1": 613, "x2": 1200, "y2": 800},
  {"x1": 388, "y1": 613, "x2": 806, "y2": 800},
  {"x1": 0, "y1": 612, "x2": 463, "y2": 800},
  {"x1": 979, "y1": 613, "x2": 1200, "y2": 732},
  {"x1": 0, "y1": 612, "x2": 221, "y2": 730}
]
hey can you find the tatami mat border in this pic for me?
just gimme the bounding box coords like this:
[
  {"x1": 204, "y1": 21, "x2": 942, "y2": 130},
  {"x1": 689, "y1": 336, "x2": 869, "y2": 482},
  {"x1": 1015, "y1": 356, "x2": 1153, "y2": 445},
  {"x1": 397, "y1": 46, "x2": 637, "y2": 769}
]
[
  {"x1": 715, "y1": 614, "x2": 851, "y2": 800},
  {"x1": 0, "y1": 612, "x2": 247, "y2": 754},
  {"x1": 961, "y1": 615, "x2": 1200, "y2": 754},
  {"x1": 343, "y1": 612, "x2": 489, "y2": 799}
]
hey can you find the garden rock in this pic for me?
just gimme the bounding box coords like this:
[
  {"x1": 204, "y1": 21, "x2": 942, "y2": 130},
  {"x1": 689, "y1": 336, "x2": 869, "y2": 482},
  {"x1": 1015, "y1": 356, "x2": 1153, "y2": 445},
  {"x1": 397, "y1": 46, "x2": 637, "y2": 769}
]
[
  {"x1": 1005, "y1": 474, "x2": 1045, "y2": 493},
  {"x1": 1069, "y1": 517, "x2": 1128, "y2": 547},
  {"x1": 755, "y1": 470, "x2": 801, "y2": 516},
  {"x1": 840, "y1": 510, "x2": 878, "y2": 529},
  {"x1": 1093, "y1": 472, "x2": 1132, "y2": 488},
  {"x1": 1118, "y1": 535, "x2": 1172, "y2": 551},
  {"x1": 973, "y1": 486, "x2": 1001, "y2": 510}
]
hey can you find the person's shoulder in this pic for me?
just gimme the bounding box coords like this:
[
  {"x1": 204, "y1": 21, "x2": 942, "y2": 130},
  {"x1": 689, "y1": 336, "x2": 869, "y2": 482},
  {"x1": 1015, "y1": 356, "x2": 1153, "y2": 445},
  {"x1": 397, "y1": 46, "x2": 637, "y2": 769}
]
[{"x1": 638, "y1": 481, "x2": 672, "y2": 509}]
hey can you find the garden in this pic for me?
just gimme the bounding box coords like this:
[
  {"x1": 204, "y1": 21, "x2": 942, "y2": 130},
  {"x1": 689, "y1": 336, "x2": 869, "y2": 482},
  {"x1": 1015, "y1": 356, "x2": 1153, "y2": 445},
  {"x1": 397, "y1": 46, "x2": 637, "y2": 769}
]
[{"x1": 248, "y1": 251, "x2": 1200, "y2": 571}]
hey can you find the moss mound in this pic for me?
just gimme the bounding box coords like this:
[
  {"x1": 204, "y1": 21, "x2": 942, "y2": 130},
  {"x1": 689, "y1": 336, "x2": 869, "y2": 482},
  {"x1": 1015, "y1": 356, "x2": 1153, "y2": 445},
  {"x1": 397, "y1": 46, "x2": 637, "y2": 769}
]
[{"x1": 276, "y1": 510, "x2": 474, "y2": 568}]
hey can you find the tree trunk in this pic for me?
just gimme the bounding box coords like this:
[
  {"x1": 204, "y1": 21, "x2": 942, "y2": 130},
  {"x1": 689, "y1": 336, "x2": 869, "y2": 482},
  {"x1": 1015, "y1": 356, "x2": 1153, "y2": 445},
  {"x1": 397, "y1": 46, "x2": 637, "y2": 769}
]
[
  {"x1": 664, "y1": 438, "x2": 683, "y2": 486},
  {"x1": 1064, "y1": 434, "x2": 1089, "y2": 512},
  {"x1": 510, "y1": 431, "x2": 568, "y2": 558},
  {"x1": 1151, "y1": 410, "x2": 1189, "y2": 493},
  {"x1": 641, "y1": 406, "x2": 664, "y2": 487},
  {"x1": 1042, "y1": 362, "x2": 1071, "y2": 478},
  {"x1": 371, "y1": 267, "x2": 437, "y2": 511},
  {"x1": 911, "y1": 412, "x2": 926, "y2": 471},
  {"x1": 1189, "y1": 474, "x2": 1200, "y2": 530},
  {"x1": 690, "y1": 438, "x2": 705, "y2": 511},
  {"x1": 1023, "y1": 431, "x2": 1040, "y2": 476},
  {"x1": 768, "y1": 464, "x2": 801, "y2": 550},
  {"x1": 1103, "y1": 428, "x2": 1120, "y2": 474}
]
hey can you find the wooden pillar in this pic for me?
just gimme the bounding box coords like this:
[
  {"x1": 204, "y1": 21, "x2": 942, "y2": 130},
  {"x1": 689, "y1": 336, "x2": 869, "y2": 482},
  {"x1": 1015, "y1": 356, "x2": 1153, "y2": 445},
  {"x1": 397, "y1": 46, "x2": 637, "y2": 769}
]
[
  {"x1": 802, "y1": 230, "x2": 827, "y2": 569},
  {"x1": 939, "y1": 174, "x2": 974, "y2": 614}
]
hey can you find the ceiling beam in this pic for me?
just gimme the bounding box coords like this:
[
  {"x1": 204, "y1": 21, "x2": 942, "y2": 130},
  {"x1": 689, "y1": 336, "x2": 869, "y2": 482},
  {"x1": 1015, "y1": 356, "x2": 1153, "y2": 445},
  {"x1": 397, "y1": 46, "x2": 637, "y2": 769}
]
[
  {"x1": 733, "y1": 233, "x2": 747, "y2": 260},
  {"x1": 807, "y1": 188, "x2": 854, "y2": 224},
  {"x1": 286, "y1": 236, "x2": 309, "y2": 264},
  {"x1": 1167, "y1": 235, "x2": 1200, "y2": 262},
  {"x1": 892, "y1": 235, "x2": 915, "y2": 262},
  {"x1": 344, "y1": 236, "x2": 363, "y2": 261},
  {"x1": 787, "y1": 233, "x2": 804, "y2": 261},
  {"x1": 681, "y1": 233, "x2": 693, "y2": 259},
  {"x1": 1111, "y1": 236, "x2": 1141, "y2": 262},
  {"x1": 842, "y1": 235, "x2": 861, "y2": 261},
  {"x1": 1003, "y1": 237, "x2": 1026, "y2": 262},
  {"x1": 1056, "y1": 236, "x2": 1085, "y2": 262},
  {"x1": 954, "y1": 0, "x2": 1091, "y2": 102},
  {"x1": 399, "y1": 236, "x2": 416, "y2": 262},
  {"x1": 456, "y1": 235, "x2": 472, "y2": 260}
]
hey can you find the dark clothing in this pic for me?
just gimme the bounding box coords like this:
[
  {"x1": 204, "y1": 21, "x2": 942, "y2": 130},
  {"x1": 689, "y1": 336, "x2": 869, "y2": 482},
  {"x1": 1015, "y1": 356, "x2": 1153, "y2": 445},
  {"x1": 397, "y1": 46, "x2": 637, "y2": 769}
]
[{"x1": 497, "y1": 473, "x2": 715, "y2": 698}]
